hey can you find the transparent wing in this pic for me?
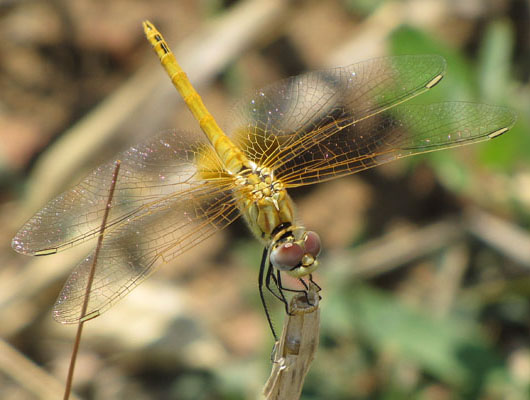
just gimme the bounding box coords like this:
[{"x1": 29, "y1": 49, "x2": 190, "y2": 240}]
[
  {"x1": 13, "y1": 130, "x2": 232, "y2": 255},
  {"x1": 12, "y1": 130, "x2": 240, "y2": 323},
  {"x1": 53, "y1": 182, "x2": 239, "y2": 323},
  {"x1": 226, "y1": 55, "x2": 515, "y2": 186},
  {"x1": 276, "y1": 102, "x2": 517, "y2": 186},
  {"x1": 228, "y1": 55, "x2": 446, "y2": 168}
]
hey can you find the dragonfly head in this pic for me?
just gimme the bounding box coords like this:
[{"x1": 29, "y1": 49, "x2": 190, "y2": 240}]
[{"x1": 269, "y1": 228, "x2": 321, "y2": 278}]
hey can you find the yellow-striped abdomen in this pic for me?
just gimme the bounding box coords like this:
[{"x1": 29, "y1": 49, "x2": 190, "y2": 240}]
[{"x1": 143, "y1": 21, "x2": 250, "y2": 175}]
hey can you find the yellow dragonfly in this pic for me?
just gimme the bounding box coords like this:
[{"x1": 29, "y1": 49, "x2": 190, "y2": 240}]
[{"x1": 12, "y1": 21, "x2": 516, "y2": 338}]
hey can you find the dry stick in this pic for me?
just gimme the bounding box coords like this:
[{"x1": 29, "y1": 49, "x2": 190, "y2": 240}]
[
  {"x1": 465, "y1": 207, "x2": 530, "y2": 268},
  {"x1": 263, "y1": 283, "x2": 320, "y2": 400},
  {"x1": 63, "y1": 160, "x2": 121, "y2": 400}
]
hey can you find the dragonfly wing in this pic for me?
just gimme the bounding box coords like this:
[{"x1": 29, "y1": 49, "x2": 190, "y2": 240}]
[
  {"x1": 226, "y1": 55, "x2": 516, "y2": 187},
  {"x1": 53, "y1": 183, "x2": 239, "y2": 323},
  {"x1": 274, "y1": 102, "x2": 517, "y2": 186},
  {"x1": 12, "y1": 130, "x2": 229, "y2": 255},
  {"x1": 227, "y1": 55, "x2": 446, "y2": 167},
  {"x1": 12, "y1": 129, "x2": 241, "y2": 322}
]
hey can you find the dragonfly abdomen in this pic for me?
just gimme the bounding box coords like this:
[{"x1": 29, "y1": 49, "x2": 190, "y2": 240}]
[{"x1": 143, "y1": 20, "x2": 250, "y2": 175}]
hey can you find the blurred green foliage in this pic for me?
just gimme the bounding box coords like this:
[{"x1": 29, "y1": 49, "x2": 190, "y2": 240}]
[{"x1": 390, "y1": 23, "x2": 530, "y2": 177}]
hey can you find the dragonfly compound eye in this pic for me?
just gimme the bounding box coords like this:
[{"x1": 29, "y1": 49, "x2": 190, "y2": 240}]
[
  {"x1": 270, "y1": 242, "x2": 304, "y2": 271},
  {"x1": 303, "y1": 231, "x2": 321, "y2": 258}
]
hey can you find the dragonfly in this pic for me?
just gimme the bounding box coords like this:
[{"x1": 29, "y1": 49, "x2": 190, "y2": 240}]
[{"x1": 12, "y1": 21, "x2": 516, "y2": 339}]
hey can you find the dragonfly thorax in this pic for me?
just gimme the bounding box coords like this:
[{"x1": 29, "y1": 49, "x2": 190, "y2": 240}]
[
  {"x1": 234, "y1": 166, "x2": 295, "y2": 242},
  {"x1": 234, "y1": 166, "x2": 322, "y2": 278}
]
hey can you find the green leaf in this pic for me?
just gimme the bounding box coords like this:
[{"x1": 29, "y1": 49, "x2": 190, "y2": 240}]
[{"x1": 338, "y1": 285, "x2": 504, "y2": 393}]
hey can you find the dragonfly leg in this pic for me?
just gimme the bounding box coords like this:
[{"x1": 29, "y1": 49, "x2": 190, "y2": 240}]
[
  {"x1": 274, "y1": 273, "x2": 307, "y2": 295},
  {"x1": 308, "y1": 274, "x2": 322, "y2": 303},
  {"x1": 296, "y1": 277, "x2": 313, "y2": 305},
  {"x1": 258, "y1": 247, "x2": 278, "y2": 341},
  {"x1": 275, "y1": 270, "x2": 320, "y2": 316},
  {"x1": 309, "y1": 274, "x2": 322, "y2": 292},
  {"x1": 266, "y1": 263, "x2": 307, "y2": 316},
  {"x1": 277, "y1": 271, "x2": 307, "y2": 295},
  {"x1": 271, "y1": 270, "x2": 292, "y2": 315},
  {"x1": 265, "y1": 265, "x2": 288, "y2": 302},
  {"x1": 298, "y1": 278, "x2": 309, "y2": 290}
]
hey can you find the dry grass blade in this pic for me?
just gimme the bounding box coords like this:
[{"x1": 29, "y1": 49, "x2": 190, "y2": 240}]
[
  {"x1": 330, "y1": 219, "x2": 463, "y2": 280},
  {"x1": 0, "y1": 338, "x2": 81, "y2": 400},
  {"x1": 465, "y1": 207, "x2": 530, "y2": 268},
  {"x1": 262, "y1": 283, "x2": 320, "y2": 400}
]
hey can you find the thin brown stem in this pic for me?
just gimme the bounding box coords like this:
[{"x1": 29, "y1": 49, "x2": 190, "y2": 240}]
[{"x1": 63, "y1": 160, "x2": 121, "y2": 400}]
